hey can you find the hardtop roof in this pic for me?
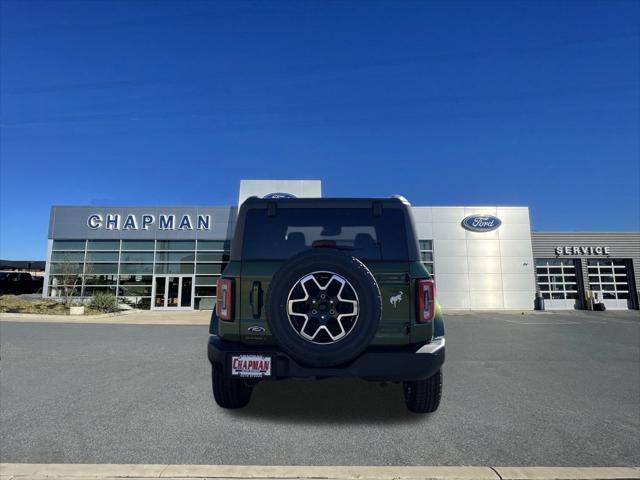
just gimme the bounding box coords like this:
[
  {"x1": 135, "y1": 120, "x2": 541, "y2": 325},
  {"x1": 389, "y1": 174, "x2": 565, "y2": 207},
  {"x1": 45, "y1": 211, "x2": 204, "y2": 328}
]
[{"x1": 241, "y1": 196, "x2": 410, "y2": 209}]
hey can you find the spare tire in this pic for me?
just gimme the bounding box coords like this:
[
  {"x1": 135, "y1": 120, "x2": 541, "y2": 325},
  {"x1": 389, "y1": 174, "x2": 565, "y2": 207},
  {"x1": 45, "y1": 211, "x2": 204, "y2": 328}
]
[{"x1": 266, "y1": 249, "x2": 381, "y2": 368}]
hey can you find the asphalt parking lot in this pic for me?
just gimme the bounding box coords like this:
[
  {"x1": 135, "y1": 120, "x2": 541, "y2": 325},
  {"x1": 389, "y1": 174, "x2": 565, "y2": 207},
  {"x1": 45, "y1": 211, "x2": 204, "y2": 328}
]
[{"x1": 1, "y1": 310, "x2": 638, "y2": 466}]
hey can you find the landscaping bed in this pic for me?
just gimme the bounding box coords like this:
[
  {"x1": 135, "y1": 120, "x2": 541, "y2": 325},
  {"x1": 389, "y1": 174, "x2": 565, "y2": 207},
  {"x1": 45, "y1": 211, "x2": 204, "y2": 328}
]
[{"x1": 0, "y1": 295, "x2": 113, "y2": 315}]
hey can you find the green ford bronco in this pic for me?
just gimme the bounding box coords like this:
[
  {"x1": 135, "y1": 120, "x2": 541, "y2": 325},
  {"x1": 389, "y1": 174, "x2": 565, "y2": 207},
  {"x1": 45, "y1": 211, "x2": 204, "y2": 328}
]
[{"x1": 207, "y1": 196, "x2": 445, "y2": 413}]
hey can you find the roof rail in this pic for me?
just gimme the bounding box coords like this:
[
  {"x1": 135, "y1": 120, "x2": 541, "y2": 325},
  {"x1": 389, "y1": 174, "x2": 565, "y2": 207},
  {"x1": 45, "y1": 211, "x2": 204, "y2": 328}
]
[{"x1": 392, "y1": 195, "x2": 411, "y2": 205}]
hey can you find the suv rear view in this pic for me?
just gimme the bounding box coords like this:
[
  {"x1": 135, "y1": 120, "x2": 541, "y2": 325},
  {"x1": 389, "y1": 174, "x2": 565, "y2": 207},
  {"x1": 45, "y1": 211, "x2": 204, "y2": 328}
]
[{"x1": 207, "y1": 196, "x2": 445, "y2": 413}]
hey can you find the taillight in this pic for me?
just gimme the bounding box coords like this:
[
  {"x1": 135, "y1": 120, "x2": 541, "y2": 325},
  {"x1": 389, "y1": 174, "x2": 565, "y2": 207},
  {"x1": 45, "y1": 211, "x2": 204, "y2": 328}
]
[
  {"x1": 216, "y1": 278, "x2": 234, "y2": 321},
  {"x1": 417, "y1": 279, "x2": 435, "y2": 323}
]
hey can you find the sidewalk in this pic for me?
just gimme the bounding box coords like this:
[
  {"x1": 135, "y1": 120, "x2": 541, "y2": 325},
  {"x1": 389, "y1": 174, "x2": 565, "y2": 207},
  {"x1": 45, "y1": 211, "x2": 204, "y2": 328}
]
[
  {"x1": 1, "y1": 464, "x2": 639, "y2": 480},
  {"x1": 0, "y1": 309, "x2": 210, "y2": 325}
]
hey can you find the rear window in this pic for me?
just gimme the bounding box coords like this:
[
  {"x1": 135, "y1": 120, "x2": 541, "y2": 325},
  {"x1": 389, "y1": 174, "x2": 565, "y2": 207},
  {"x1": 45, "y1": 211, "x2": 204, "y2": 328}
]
[{"x1": 242, "y1": 207, "x2": 408, "y2": 261}]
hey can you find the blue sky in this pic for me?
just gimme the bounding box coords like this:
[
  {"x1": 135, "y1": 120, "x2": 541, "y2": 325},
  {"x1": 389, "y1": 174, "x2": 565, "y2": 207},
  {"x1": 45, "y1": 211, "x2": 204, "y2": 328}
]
[{"x1": 1, "y1": 0, "x2": 638, "y2": 260}]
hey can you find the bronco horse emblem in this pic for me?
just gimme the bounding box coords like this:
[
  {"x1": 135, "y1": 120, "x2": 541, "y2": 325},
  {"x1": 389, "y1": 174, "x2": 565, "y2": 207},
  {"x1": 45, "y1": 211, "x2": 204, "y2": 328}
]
[{"x1": 390, "y1": 291, "x2": 404, "y2": 308}]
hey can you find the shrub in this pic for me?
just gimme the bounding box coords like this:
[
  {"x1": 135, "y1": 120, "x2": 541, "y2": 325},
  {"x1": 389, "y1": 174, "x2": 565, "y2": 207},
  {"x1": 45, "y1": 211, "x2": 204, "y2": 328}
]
[{"x1": 89, "y1": 293, "x2": 119, "y2": 313}]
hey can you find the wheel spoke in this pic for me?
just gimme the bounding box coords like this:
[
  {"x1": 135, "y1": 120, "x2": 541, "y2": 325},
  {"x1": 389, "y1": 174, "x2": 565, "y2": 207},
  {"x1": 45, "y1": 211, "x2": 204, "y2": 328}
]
[{"x1": 286, "y1": 271, "x2": 359, "y2": 345}]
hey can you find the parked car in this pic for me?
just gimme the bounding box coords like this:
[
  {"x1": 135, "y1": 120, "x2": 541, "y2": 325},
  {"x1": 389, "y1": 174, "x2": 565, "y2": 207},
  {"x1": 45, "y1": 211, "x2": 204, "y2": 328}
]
[
  {"x1": 207, "y1": 196, "x2": 445, "y2": 413},
  {"x1": 0, "y1": 272, "x2": 42, "y2": 295}
]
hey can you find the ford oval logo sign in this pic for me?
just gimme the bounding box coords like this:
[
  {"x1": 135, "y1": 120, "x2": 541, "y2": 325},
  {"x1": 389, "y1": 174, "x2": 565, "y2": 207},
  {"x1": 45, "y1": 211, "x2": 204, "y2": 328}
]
[
  {"x1": 461, "y1": 214, "x2": 502, "y2": 232},
  {"x1": 263, "y1": 192, "x2": 297, "y2": 199}
]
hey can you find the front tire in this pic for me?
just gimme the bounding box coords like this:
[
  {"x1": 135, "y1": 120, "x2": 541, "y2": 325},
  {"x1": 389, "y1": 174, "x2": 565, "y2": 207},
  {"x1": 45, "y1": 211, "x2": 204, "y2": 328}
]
[
  {"x1": 403, "y1": 369, "x2": 442, "y2": 413},
  {"x1": 211, "y1": 364, "x2": 253, "y2": 409}
]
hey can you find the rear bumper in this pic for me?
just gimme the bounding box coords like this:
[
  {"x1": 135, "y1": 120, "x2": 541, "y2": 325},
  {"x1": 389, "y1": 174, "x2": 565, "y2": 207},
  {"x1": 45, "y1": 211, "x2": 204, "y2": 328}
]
[{"x1": 207, "y1": 335, "x2": 445, "y2": 381}]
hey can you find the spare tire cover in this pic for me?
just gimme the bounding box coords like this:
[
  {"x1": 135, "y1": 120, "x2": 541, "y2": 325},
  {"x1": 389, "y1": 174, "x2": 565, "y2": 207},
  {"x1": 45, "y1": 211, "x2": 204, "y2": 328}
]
[{"x1": 266, "y1": 249, "x2": 381, "y2": 367}]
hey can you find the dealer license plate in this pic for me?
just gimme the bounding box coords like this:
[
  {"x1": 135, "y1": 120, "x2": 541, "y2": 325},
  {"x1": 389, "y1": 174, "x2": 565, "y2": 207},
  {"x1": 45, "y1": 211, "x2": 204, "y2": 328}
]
[{"x1": 230, "y1": 355, "x2": 272, "y2": 378}]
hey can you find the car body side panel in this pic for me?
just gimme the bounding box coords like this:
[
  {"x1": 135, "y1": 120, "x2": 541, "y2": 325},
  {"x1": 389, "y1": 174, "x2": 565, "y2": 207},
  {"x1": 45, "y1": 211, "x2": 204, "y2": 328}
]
[
  {"x1": 368, "y1": 261, "x2": 411, "y2": 345},
  {"x1": 238, "y1": 260, "x2": 280, "y2": 345}
]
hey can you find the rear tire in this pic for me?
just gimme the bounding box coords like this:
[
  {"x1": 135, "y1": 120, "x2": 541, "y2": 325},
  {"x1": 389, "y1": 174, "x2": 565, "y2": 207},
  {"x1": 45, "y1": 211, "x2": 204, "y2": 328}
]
[
  {"x1": 211, "y1": 364, "x2": 253, "y2": 409},
  {"x1": 403, "y1": 369, "x2": 442, "y2": 413}
]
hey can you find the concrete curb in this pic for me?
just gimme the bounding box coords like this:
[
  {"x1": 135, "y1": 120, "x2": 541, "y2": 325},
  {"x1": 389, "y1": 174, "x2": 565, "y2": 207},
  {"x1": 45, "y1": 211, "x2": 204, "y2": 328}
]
[{"x1": 1, "y1": 464, "x2": 638, "y2": 480}]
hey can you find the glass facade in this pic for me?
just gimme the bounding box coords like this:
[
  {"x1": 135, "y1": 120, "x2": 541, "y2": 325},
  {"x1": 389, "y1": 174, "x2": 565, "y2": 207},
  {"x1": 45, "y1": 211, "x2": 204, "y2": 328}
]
[{"x1": 48, "y1": 239, "x2": 230, "y2": 309}]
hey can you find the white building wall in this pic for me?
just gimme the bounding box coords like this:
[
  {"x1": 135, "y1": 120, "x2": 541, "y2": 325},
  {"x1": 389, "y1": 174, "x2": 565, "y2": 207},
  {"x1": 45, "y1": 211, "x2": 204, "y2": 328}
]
[
  {"x1": 412, "y1": 206, "x2": 536, "y2": 310},
  {"x1": 238, "y1": 180, "x2": 321, "y2": 205}
]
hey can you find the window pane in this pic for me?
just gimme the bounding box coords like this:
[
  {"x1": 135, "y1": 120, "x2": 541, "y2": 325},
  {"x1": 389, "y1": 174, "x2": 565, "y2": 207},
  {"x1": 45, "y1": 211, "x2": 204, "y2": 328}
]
[
  {"x1": 156, "y1": 240, "x2": 195, "y2": 250},
  {"x1": 195, "y1": 286, "x2": 216, "y2": 297},
  {"x1": 120, "y1": 251, "x2": 154, "y2": 263},
  {"x1": 49, "y1": 275, "x2": 82, "y2": 286},
  {"x1": 119, "y1": 285, "x2": 153, "y2": 296},
  {"x1": 84, "y1": 275, "x2": 117, "y2": 285},
  {"x1": 52, "y1": 240, "x2": 86, "y2": 251},
  {"x1": 119, "y1": 263, "x2": 154, "y2": 274},
  {"x1": 537, "y1": 276, "x2": 549, "y2": 283},
  {"x1": 539, "y1": 284, "x2": 550, "y2": 291},
  {"x1": 50, "y1": 262, "x2": 83, "y2": 274},
  {"x1": 196, "y1": 275, "x2": 218, "y2": 286},
  {"x1": 51, "y1": 251, "x2": 85, "y2": 262},
  {"x1": 551, "y1": 292, "x2": 565, "y2": 299},
  {"x1": 84, "y1": 286, "x2": 117, "y2": 296},
  {"x1": 87, "y1": 240, "x2": 120, "y2": 250},
  {"x1": 86, "y1": 252, "x2": 119, "y2": 262},
  {"x1": 566, "y1": 292, "x2": 579, "y2": 299},
  {"x1": 420, "y1": 252, "x2": 433, "y2": 262},
  {"x1": 419, "y1": 240, "x2": 433, "y2": 250},
  {"x1": 85, "y1": 263, "x2": 118, "y2": 274},
  {"x1": 155, "y1": 263, "x2": 194, "y2": 274},
  {"x1": 196, "y1": 252, "x2": 228, "y2": 262},
  {"x1": 155, "y1": 252, "x2": 195, "y2": 262},
  {"x1": 197, "y1": 240, "x2": 230, "y2": 250},
  {"x1": 121, "y1": 240, "x2": 155, "y2": 250},
  {"x1": 196, "y1": 263, "x2": 223, "y2": 274},
  {"x1": 241, "y1": 208, "x2": 408, "y2": 261},
  {"x1": 423, "y1": 263, "x2": 434, "y2": 275},
  {"x1": 119, "y1": 274, "x2": 153, "y2": 285}
]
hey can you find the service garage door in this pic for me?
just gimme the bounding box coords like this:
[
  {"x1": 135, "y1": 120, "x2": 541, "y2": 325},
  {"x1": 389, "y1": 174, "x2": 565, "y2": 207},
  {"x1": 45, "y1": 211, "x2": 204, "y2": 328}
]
[
  {"x1": 587, "y1": 259, "x2": 632, "y2": 310},
  {"x1": 535, "y1": 258, "x2": 580, "y2": 309}
]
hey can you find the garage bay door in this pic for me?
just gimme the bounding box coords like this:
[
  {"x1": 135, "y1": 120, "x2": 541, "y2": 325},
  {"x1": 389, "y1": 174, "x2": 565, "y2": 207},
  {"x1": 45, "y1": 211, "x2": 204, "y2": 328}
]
[{"x1": 587, "y1": 259, "x2": 632, "y2": 310}]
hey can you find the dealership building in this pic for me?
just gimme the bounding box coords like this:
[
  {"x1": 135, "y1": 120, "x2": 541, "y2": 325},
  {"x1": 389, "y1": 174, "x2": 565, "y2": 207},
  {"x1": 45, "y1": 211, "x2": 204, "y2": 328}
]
[{"x1": 44, "y1": 180, "x2": 640, "y2": 311}]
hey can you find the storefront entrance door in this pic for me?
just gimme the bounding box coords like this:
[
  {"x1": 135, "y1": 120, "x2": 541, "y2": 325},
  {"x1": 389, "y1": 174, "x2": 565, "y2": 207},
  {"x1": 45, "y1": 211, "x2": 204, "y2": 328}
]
[{"x1": 153, "y1": 275, "x2": 194, "y2": 309}]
